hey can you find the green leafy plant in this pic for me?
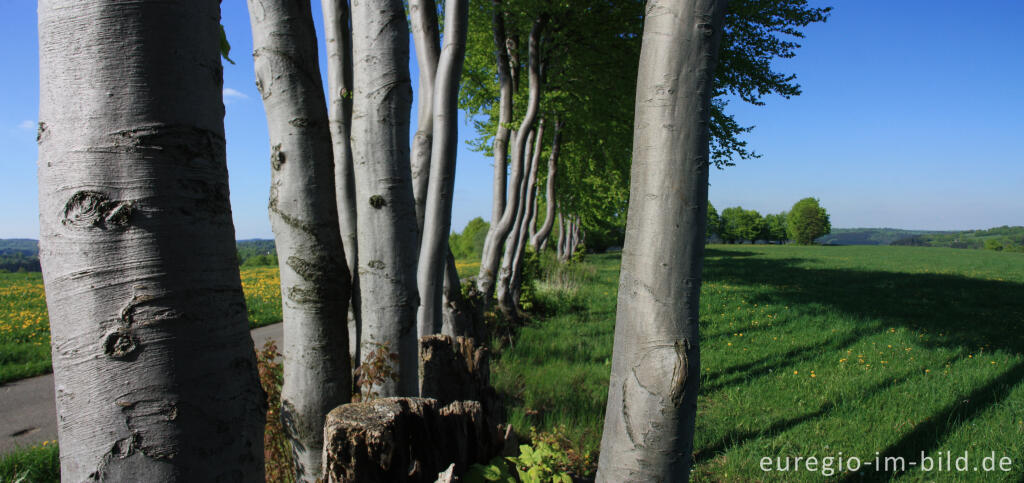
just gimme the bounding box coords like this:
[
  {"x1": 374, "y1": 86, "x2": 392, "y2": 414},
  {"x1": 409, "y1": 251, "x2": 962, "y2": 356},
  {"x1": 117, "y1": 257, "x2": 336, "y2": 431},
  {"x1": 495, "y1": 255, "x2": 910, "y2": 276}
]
[
  {"x1": 465, "y1": 428, "x2": 581, "y2": 483},
  {"x1": 352, "y1": 341, "x2": 399, "y2": 401},
  {"x1": 256, "y1": 340, "x2": 294, "y2": 483}
]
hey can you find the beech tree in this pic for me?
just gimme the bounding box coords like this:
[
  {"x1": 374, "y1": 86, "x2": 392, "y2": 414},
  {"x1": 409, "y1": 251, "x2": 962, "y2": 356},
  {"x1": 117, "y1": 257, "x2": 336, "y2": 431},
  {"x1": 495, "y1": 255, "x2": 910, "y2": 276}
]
[
  {"x1": 596, "y1": 0, "x2": 727, "y2": 480},
  {"x1": 248, "y1": 0, "x2": 353, "y2": 479},
  {"x1": 788, "y1": 197, "x2": 831, "y2": 244},
  {"x1": 37, "y1": 0, "x2": 264, "y2": 479}
]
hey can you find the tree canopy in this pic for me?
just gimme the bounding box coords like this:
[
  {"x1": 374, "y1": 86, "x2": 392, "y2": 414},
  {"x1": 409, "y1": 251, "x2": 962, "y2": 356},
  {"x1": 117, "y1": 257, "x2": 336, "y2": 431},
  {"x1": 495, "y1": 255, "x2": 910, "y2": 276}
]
[{"x1": 787, "y1": 197, "x2": 831, "y2": 244}]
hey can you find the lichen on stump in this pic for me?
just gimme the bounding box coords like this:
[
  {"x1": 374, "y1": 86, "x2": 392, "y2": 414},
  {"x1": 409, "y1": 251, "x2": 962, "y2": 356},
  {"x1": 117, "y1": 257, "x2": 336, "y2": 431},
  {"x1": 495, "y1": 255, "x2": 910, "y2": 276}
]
[{"x1": 321, "y1": 398, "x2": 502, "y2": 483}]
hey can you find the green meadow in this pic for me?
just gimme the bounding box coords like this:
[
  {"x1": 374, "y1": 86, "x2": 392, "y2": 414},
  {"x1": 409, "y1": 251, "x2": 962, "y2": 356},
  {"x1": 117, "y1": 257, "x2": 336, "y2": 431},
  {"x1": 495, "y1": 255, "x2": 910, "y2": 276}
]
[
  {"x1": 492, "y1": 245, "x2": 1024, "y2": 481},
  {"x1": 3, "y1": 245, "x2": 1023, "y2": 481}
]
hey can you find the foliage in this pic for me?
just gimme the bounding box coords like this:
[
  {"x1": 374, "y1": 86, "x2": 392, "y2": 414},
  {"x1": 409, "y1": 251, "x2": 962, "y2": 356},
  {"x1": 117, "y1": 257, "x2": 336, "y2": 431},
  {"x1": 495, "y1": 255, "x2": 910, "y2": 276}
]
[
  {"x1": 256, "y1": 340, "x2": 293, "y2": 483},
  {"x1": 719, "y1": 206, "x2": 765, "y2": 244},
  {"x1": 764, "y1": 211, "x2": 788, "y2": 243},
  {"x1": 236, "y1": 239, "x2": 278, "y2": 266},
  {"x1": 450, "y1": 217, "x2": 491, "y2": 260},
  {"x1": 819, "y1": 228, "x2": 948, "y2": 246},
  {"x1": 0, "y1": 441, "x2": 60, "y2": 483},
  {"x1": 493, "y1": 247, "x2": 1024, "y2": 480},
  {"x1": 706, "y1": 202, "x2": 721, "y2": 241},
  {"x1": 466, "y1": 428, "x2": 584, "y2": 483},
  {"x1": 786, "y1": 197, "x2": 831, "y2": 245},
  {"x1": 352, "y1": 342, "x2": 400, "y2": 401}
]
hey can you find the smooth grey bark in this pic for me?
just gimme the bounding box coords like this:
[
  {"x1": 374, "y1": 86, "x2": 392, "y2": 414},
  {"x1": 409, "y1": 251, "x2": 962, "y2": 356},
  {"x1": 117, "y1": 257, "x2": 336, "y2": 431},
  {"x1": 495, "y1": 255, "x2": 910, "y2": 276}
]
[
  {"x1": 410, "y1": 0, "x2": 441, "y2": 231},
  {"x1": 416, "y1": 0, "x2": 469, "y2": 340},
  {"x1": 478, "y1": 16, "x2": 545, "y2": 300},
  {"x1": 595, "y1": 0, "x2": 727, "y2": 480},
  {"x1": 440, "y1": 250, "x2": 467, "y2": 337},
  {"x1": 479, "y1": 0, "x2": 514, "y2": 284},
  {"x1": 321, "y1": 0, "x2": 362, "y2": 365},
  {"x1": 530, "y1": 119, "x2": 563, "y2": 251},
  {"x1": 556, "y1": 212, "x2": 566, "y2": 260},
  {"x1": 495, "y1": 127, "x2": 536, "y2": 318},
  {"x1": 249, "y1": 1, "x2": 353, "y2": 480},
  {"x1": 37, "y1": 0, "x2": 264, "y2": 479},
  {"x1": 509, "y1": 121, "x2": 545, "y2": 304},
  {"x1": 350, "y1": 0, "x2": 419, "y2": 397}
]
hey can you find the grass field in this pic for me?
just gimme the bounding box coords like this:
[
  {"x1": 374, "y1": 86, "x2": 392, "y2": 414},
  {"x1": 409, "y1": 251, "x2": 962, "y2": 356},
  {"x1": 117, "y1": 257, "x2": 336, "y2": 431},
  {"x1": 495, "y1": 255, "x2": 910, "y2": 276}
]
[
  {"x1": 4, "y1": 245, "x2": 1023, "y2": 481},
  {"x1": 492, "y1": 245, "x2": 1024, "y2": 481},
  {"x1": 0, "y1": 267, "x2": 284, "y2": 384}
]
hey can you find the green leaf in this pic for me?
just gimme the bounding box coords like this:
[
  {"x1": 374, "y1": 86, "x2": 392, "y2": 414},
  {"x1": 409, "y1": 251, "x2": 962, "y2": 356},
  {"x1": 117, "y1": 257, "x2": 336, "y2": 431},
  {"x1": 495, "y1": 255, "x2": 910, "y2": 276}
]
[{"x1": 219, "y1": 25, "x2": 235, "y2": 65}]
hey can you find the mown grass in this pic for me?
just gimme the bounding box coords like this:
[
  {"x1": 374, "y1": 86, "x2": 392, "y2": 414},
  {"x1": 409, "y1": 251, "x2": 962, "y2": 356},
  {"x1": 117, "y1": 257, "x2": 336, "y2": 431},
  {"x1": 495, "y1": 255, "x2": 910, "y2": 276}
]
[
  {"x1": 0, "y1": 441, "x2": 59, "y2": 482},
  {"x1": 492, "y1": 245, "x2": 1024, "y2": 481},
  {"x1": 0, "y1": 267, "x2": 283, "y2": 384}
]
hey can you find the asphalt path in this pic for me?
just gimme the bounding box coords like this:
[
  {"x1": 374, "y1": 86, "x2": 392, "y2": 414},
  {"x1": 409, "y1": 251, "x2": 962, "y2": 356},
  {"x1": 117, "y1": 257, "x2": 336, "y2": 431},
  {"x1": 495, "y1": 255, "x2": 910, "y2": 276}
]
[{"x1": 0, "y1": 322, "x2": 283, "y2": 455}]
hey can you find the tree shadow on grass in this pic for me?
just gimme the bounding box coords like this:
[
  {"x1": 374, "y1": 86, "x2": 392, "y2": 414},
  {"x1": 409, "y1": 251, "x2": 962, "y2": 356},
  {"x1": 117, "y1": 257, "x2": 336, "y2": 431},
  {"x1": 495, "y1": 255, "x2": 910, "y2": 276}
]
[
  {"x1": 840, "y1": 359, "x2": 1024, "y2": 482},
  {"x1": 697, "y1": 249, "x2": 1024, "y2": 479},
  {"x1": 702, "y1": 254, "x2": 1024, "y2": 355}
]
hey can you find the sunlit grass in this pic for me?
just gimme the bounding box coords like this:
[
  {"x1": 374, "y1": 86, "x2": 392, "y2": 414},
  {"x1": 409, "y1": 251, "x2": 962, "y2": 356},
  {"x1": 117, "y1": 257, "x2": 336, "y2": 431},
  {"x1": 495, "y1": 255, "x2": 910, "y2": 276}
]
[
  {"x1": 492, "y1": 246, "x2": 1024, "y2": 480},
  {"x1": 0, "y1": 441, "x2": 59, "y2": 482}
]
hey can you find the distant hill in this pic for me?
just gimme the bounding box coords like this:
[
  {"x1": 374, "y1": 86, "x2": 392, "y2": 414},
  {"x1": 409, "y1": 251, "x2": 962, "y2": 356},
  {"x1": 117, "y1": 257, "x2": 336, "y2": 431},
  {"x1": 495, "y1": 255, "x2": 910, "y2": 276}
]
[
  {"x1": 816, "y1": 226, "x2": 1024, "y2": 253},
  {"x1": 816, "y1": 228, "x2": 951, "y2": 246},
  {"x1": 889, "y1": 226, "x2": 1024, "y2": 252}
]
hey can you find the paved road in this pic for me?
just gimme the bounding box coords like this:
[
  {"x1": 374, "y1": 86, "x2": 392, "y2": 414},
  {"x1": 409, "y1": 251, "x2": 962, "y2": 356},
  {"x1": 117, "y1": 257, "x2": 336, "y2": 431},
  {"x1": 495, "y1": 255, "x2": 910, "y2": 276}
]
[{"x1": 0, "y1": 322, "x2": 283, "y2": 455}]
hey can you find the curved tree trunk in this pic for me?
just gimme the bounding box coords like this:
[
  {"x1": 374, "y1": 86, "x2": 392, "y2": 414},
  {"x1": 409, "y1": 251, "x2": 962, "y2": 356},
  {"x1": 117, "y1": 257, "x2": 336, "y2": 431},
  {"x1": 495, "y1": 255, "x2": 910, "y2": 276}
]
[
  {"x1": 495, "y1": 126, "x2": 536, "y2": 319},
  {"x1": 38, "y1": 1, "x2": 264, "y2": 479},
  {"x1": 249, "y1": 1, "x2": 353, "y2": 480},
  {"x1": 556, "y1": 212, "x2": 566, "y2": 260},
  {"x1": 350, "y1": 0, "x2": 419, "y2": 397},
  {"x1": 410, "y1": 0, "x2": 441, "y2": 231},
  {"x1": 417, "y1": 0, "x2": 469, "y2": 341},
  {"x1": 530, "y1": 119, "x2": 563, "y2": 251},
  {"x1": 479, "y1": 0, "x2": 513, "y2": 290},
  {"x1": 509, "y1": 120, "x2": 545, "y2": 305},
  {"x1": 321, "y1": 0, "x2": 362, "y2": 366},
  {"x1": 478, "y1": 16, "x2": 545, "y2": 300},
  {"x1": 595, "y1": 0, "x2": 726, "y2": 480}
]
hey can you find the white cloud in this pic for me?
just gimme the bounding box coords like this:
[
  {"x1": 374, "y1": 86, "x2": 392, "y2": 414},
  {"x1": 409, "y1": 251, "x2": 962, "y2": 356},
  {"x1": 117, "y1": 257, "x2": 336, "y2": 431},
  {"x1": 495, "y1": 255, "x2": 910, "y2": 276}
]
[
  {"x1": 17, "y1": 120, "x2": 35, "y2": 130},
  {"x1": 222, "y1": 88, "x2": 249, "y2": 101}
]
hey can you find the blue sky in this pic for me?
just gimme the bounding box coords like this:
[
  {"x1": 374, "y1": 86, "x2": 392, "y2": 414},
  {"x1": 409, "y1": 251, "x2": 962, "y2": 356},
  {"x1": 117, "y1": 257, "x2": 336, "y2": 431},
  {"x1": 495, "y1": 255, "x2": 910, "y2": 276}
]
[{"x1": 1, "y1": 1, "x2": 1022, "y2": 239}]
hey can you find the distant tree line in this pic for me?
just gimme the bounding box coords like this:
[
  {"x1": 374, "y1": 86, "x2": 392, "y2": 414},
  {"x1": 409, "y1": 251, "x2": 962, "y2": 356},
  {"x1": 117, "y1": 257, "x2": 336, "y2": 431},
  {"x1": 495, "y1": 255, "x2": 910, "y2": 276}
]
[
  {"x1": 891, "y1": 225, "x2": 1024, "y2": 252},
  {"x1": 707, "y1": 197, "x2": 831, "y2": 245}
]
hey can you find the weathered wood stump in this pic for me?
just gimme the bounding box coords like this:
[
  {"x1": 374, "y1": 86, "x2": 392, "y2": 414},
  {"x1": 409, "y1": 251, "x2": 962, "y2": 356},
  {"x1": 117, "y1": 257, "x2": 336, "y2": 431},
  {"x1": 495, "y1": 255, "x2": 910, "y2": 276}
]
[{"x1": 321, "y1": 398, "x2": 501, "y2": 483}]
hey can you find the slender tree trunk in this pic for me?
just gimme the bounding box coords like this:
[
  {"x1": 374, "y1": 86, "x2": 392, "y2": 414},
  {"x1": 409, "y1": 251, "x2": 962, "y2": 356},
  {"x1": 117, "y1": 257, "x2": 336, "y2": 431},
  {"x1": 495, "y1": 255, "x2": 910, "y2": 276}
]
[
  {"x1": 509, "y1": 120, "x2": 545, "y2": 305},
  {"x1": 595, "y1": 0, "x2": 726, "y2": 480},
  {"x1": 321, "y1": 0, "x2": 362, "y2": 367},
  {"x1": 410, "y1": 0, "x2": 441, "y2": 231},
  {"x1": 37, "y1": 1, "x2": 264, "y2": 479},
  {"x1": 556, "y1": 212, "x2": 566, "y2": 260},
  {"x1": 416, "y1": 0, "x2": 469, "y2": 341},
  {"x1": 495, "y1": 128, "x2": 534, "y2": 319},
  {"x1": 479, "y1": 0, "x2": 513, "y2": 289},
  {"x1": 350, "y1": 0, "x2": 419, "y2": 397},
  {"x1": 478, "y1": 16, "x2": 545, "y2": 300},
  {"x1": 248, "y1": 1, "x2": 353, "y2": 479},
  {"x1": 530, "y1": 119, "x2": 562, "y2": 251}
]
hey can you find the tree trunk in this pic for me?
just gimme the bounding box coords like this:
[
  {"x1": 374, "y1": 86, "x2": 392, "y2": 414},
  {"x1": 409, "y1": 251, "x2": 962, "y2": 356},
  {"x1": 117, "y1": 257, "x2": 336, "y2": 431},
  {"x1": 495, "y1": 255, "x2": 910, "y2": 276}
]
[
  {"x1": 478, "y1": 16, "x2": 545, "y2": 300},
  {"x1": 556, "y1": 212, "x2": 566, "y2": 260},
  {"x1": 479, "y1": 0, "x2": 513, "y2": 293},
  {"x1": 248, "y1": 1, "x2": 353, "y2": 480},
  {"x1": 496, "y1": 124, "x2": 537, "y2": 319},
  {"x1": 595, "y1": 0, "x2": 726, "y2": 480},
  {"x1": 441, "y1": 249, "x2": 470, "y2": 338},
  {"x1": 37, "y1": 1, "x2": 264, "y2": 479},
  {"x1": 350, "y1": 0, "x2": 419, "y2": 397},
  {"x1": 417, "y1": 0, "x2": 469, "y2": 341},
  {"x1": 530, "y1": 119, "x2": 562, "y2": 251},
  {"x1": 410, "y1": 0, "x2": 441, "y2": 231},
  {"x1": 321, "y1": 0, "x2": 362, "y2": 368},
  {"x1": 509, "y1": 120, "x2": 545, "y2": 305}
]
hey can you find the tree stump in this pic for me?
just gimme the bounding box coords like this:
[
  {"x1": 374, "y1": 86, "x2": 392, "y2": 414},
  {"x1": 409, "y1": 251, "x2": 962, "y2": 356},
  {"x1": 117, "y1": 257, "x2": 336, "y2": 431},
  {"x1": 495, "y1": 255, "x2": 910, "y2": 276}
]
[{"x1": 321, "y1": 398, "x2": 501, "y2": 483}]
